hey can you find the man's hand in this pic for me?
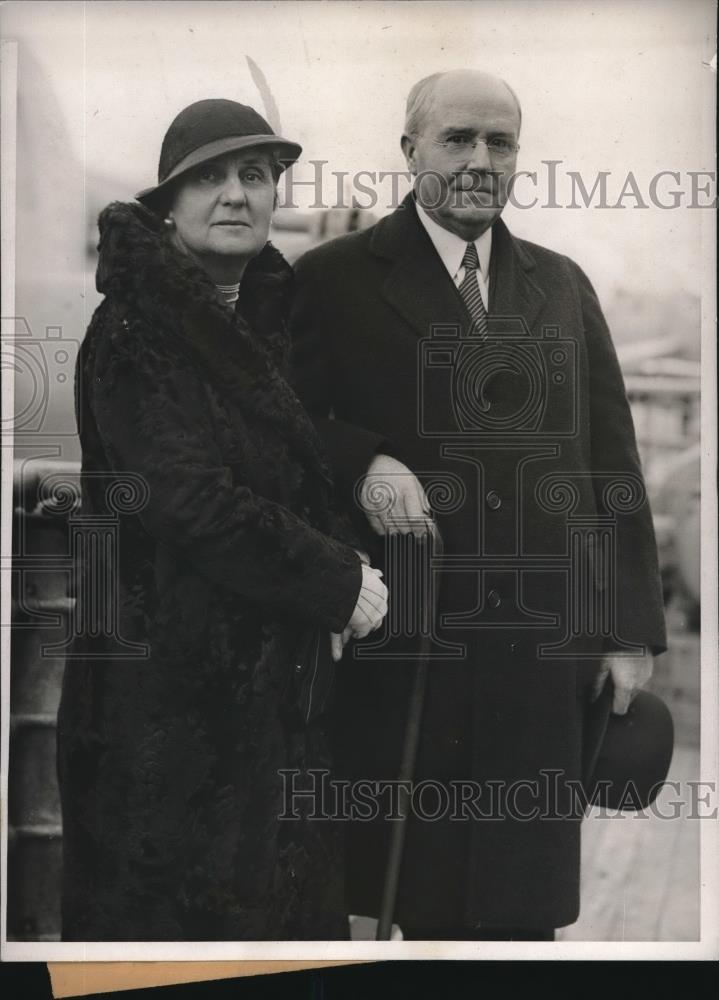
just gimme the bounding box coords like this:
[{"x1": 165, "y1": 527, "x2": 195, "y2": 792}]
[
  {"x1": 591, "y1": 652, "x2": 654, "y2": 715},
  {"x1": 359, "y1": 453, "x2": 438, "y2": 540}
]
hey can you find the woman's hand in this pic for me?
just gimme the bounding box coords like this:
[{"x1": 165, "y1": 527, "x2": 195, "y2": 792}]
[
  {"x1": 330, "y1": 561, "x2": 388, "y2": 661},
  {"x1": 351, "y1": 563, "x2": 388, "y2": 637},
  {"x1": 331, "y1": 626, "x2": 354, "y2": 662}
]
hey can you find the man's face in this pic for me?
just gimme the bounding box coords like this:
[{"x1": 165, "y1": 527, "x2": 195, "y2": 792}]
[{"x1": 402, "y1": 75, "x2": 520, "y2": 241}]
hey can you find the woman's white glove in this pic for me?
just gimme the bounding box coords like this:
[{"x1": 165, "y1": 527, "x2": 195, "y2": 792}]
[
  {"x1": 350, "y1": 563, "x2": 388, "y2": 637},
  {"x1": 331, "y1": 553, "x2": 388, "y2": 661}
]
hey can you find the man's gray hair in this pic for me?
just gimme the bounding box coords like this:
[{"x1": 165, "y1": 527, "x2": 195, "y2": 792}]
[{"x1": 404, "y1": 71, "x2": 522, "y2": 139}]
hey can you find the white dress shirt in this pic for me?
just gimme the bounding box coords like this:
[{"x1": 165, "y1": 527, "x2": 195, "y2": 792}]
[{"x1": 415, "y1": 202, "x2": 492, "y2": 310}]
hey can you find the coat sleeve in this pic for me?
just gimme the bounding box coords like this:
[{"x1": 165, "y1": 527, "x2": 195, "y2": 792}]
[
  {"x1": 573, "y1": 261, "x2": 667, "y2": 655},
  {"x1": 289, "y1": 250, "x2": 403, "y2": 501},
  {"x1": 88, "y1": 326, "x2": 362, "y2": 634}
]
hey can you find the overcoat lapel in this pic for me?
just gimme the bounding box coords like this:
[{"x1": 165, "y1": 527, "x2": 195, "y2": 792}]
[
  {"x1": 371, "y1": 196, "x2": 469, "y2": 340},
  {"x1": 487, "y1": 216, "x2": 546, "y2": 335},
  {"x1": 371, "y1": 194, "x2": 547, "y2": 338}
]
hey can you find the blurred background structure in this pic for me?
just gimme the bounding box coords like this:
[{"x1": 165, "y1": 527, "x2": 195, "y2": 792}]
[{"x1": 3, "y1": 0, "x2": 712, "y2": 943}]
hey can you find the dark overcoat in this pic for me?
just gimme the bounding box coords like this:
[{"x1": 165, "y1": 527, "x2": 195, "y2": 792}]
[
  {"x1": 56, "y1": 201, "x2": 363, "y2": 941},
  {"x1": 289, "y1": 194, "x2": 667, "y2": 930}
]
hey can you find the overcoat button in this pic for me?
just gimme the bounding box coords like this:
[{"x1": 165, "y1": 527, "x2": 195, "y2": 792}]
[
  {"x1": 486, "y1": 491, "x2": 502, "y2": 510},
  {"x1": 487, "y1": 590, "x2": 501, "y2": 609}
]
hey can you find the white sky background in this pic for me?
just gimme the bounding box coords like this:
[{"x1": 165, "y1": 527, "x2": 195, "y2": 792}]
[{"x1": 2, "y1": 0, "x2": 716, "y2": 302}]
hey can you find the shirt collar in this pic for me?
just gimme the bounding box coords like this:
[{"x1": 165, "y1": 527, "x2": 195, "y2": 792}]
[{"x1": 415, "y1": 201, "x2": 492, "y2": 281}]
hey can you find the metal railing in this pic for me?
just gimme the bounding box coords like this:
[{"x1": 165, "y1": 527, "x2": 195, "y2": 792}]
[{"x1": 8, "y1": 460, "x2": 79, "y2": 941}]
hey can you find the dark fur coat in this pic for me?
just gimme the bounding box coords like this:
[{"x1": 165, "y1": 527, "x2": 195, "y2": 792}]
[{"x1": 56, "y1": 201, "x2": 363, "y2": 941}]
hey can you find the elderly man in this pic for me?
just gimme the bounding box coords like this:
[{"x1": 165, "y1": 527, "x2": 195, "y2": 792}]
[{"x1": 290, "y1": 70, "x2": 666, "y2": 940}]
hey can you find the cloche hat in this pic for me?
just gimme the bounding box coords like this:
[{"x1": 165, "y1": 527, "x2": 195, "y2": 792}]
[{"x1": 135, "y1": 98, "x2": 302, "y2": 210}]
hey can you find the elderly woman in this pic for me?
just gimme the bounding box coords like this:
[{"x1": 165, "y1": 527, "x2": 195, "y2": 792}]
[{"x1": 56, "y1": 99, "x2": 387, "y2": 941}]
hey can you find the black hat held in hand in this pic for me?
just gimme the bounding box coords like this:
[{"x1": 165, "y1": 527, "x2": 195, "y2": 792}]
[{"x1": 583, "y1": 680, "x2": 674, "y2": 812}]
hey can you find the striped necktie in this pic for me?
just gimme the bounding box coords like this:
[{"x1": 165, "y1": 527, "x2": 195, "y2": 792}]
[{"x1": 458, "y1": 241, "x2": 488, "y2": 337}]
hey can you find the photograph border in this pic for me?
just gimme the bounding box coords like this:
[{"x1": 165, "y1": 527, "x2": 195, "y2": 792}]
[{"x1": 1, "y1": 1, "x2": 717, "y2": 964}]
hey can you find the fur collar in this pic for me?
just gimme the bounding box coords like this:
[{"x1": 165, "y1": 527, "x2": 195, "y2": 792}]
[{"x1": 95, "y1": 200, "x2": 334, "y2": 492}]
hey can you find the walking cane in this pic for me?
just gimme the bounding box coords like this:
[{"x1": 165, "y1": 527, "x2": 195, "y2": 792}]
[{"x1": 376, "y1": 523, "x2": 442, "y2": 940}]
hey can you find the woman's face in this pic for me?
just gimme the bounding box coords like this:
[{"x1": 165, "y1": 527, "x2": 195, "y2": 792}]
[{"x1": 168, "y1": 148, "x2": 277, "y2": 269}]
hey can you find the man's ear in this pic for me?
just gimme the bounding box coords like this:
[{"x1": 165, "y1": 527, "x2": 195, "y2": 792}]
[{"x1": 400, "y1": 134, "x2": 418, "y2": 175}]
